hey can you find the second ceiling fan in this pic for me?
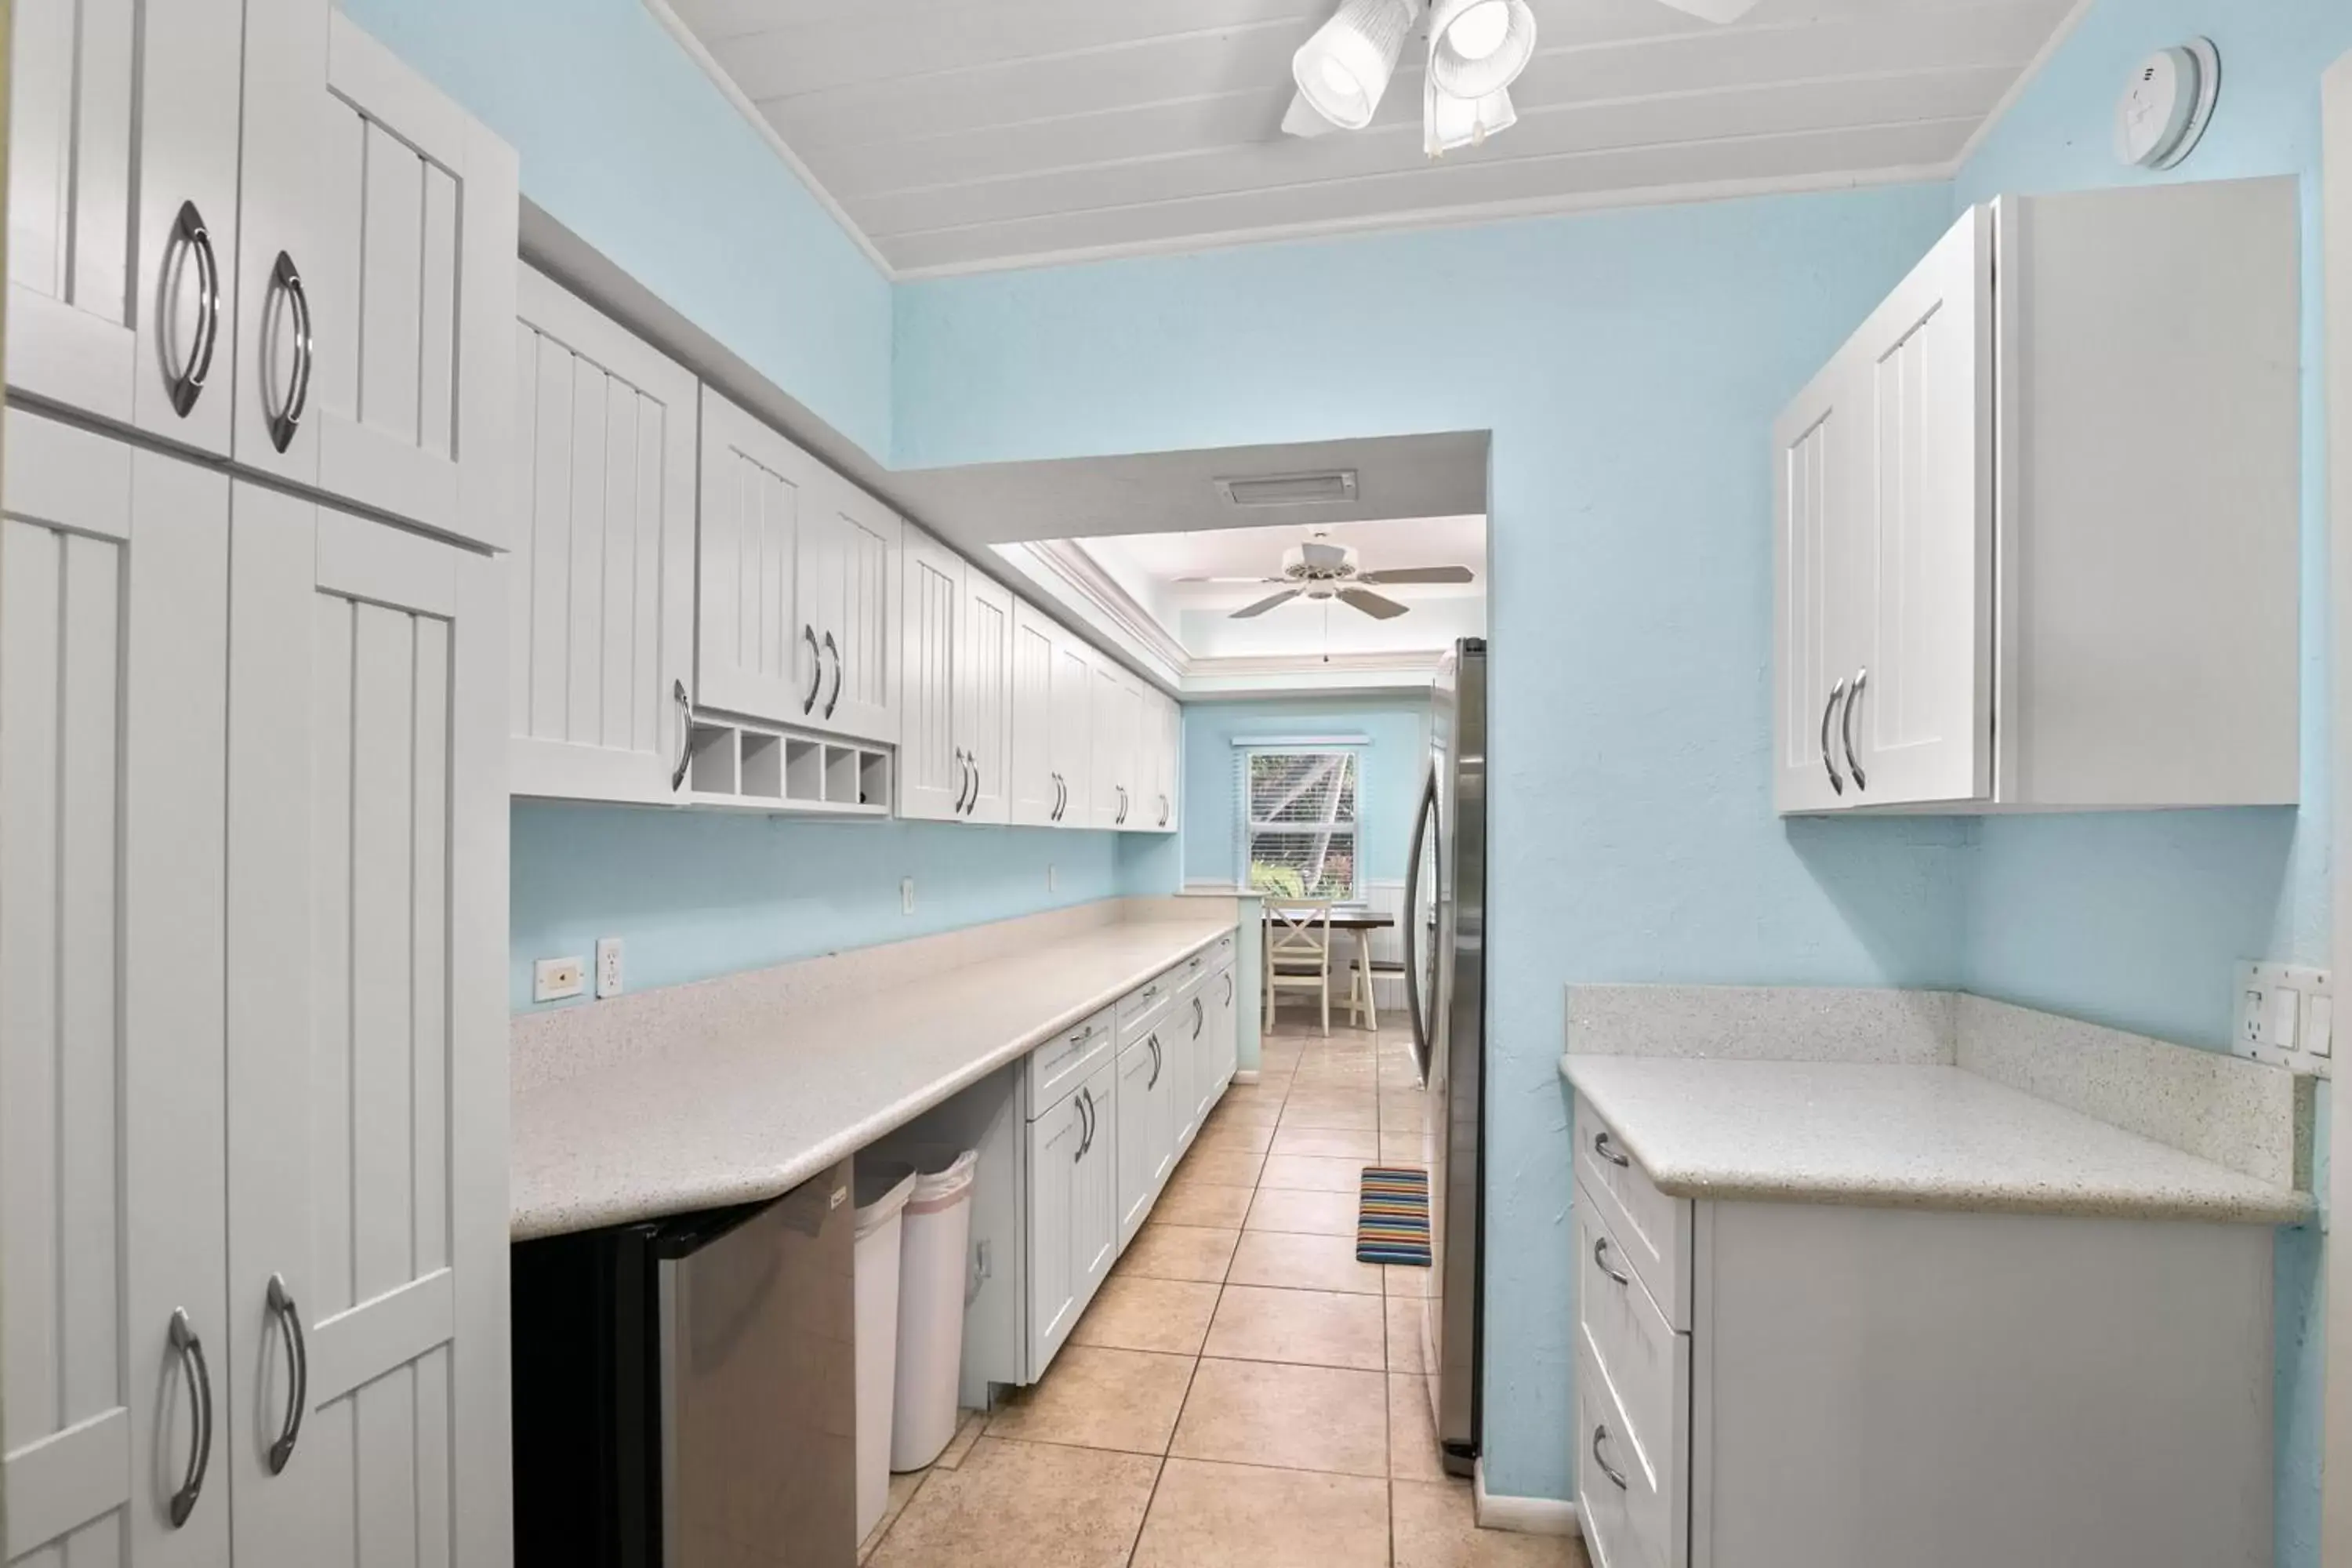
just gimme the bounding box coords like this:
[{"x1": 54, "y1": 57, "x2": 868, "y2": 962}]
[{"x1": 1181, "y1": 534, "x2": 1475, "y2": 620}]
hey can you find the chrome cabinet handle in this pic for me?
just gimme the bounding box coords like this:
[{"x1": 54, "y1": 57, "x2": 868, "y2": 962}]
[
  {"x1": 965, "y1": 752, "x2": 978, "y2": 814},
  {"x1": 264, "y1": 252, "x2": 313, "y2": 453},
  {"x1": 1051, "y1": 773, "x2": 1064, "y2": 820},
  {"x1": 1221, "y1": 972, "x2": 1233, "y2": 1006},
  {"x1": 1842, "y1": 667, "x2": 1868, "y2": 792},
  {"x1": 1592, "y1": 1425, "x2": 1628, "y2": 1491},
  {"x1": 1075, "y1": 1087, "x2": 1094, "y2": 1160},
  {"x1": 1820, "y1": 678, "x2": 1847, "y2": 797},
  {"x1": 1143, "y1": 984, "x2": 1159, "y2": 999},
  {"x1": 1593, "y1": 1130, "x2": 1630, "y2": 1168},
  {"x1": 167, "y1": 1309, "x2": 215, "y2": 1526},
  {"x1": 166, "y1": 201, "x2": 221, "y2": 418},
  {"x1": 801, "y1": 626, "x2": 822, "y2": 714},
  {"x1": 669, "y1": 680, "x2": 693, "y2": 791},
  {"x1": 951, "y1": 749, "x2": 971, "y2": 814},
  {"x1": 1592, "y1": 1236, "x2": 1630, "y2": 1287},
  {"x1": 1159, "y1": 793, "x2": 1169, "y2": 827},
  {"x1": 822, "y1": 631, "x2": 842, "y2": 720},
  {"x1": 1192, "y1": 995, "x2": 1203, "y2": 1040},
  {"x1": 265, "y1": 1274, "x2": 308, "y2": 1474},
  {"x1": 1146, "y1": 1033, "x2": 1161, "y2": 1089}
]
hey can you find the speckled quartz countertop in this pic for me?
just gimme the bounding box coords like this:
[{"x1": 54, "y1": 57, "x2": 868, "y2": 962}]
[
  {"x1": 512, "y1": 916, "x2": 1236, "y2": 1240},
  {"x1": 1559, "y1": 1055, "x2": 2312, "y2": 1225}
]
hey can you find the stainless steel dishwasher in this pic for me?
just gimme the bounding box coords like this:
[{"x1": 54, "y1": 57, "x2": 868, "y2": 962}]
[{"x1": 512, "y1": 1159, "x2": 857, "y2": 1567}]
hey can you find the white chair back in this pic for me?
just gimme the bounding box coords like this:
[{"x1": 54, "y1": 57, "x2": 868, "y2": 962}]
[{"x1": 1266, "y1": 900, "x2": 1334, "y2": 972}]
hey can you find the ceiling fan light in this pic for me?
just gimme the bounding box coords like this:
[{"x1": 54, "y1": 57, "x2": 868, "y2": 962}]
[
  {"x1": 1425, "y1": 77, "x2": 1515, "y2": 156},
  {"x1": 1427, "y1": 0, "x2": 1536, "y2": 98},
  {"x1": 1292, "y1": 0, "x2": 1414, "y2": 130}
]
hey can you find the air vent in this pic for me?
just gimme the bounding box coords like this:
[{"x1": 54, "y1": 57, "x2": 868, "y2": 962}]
[{"x1": 1215, "y1": 470, "x2": 1359, "y2": 508}]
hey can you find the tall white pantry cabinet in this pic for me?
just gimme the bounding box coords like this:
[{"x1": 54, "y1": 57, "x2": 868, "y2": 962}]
[{"x1": 2, "y1": 6, "x2": 517, "y2": 1567}]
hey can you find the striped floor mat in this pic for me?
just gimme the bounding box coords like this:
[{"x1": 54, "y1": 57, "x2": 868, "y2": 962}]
[{"x1": 1357, "y1": 1166, "x2": 1432, "y2": 1265}]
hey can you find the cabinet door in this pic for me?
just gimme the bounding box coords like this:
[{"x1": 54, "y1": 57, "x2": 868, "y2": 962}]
[
  {"x1": 1114, "y1": 1040, "x2": 1160, "y2": 1247},
  {"x1": 8, "y1": 0, "x2": 242, "y2": 454},
  {"x1": 1008, "y1": 601, "x2": 1058, "y2": 826},
  {"x1": 698, "y1": 387, "x2": 814, "y2": 725},
  {"x1": 1154, "y1": 694, "x2": 1182, "y2": 832},
  {"x1": 1773, "y1": 350, "x2": 1864, "y2": 815},
  {"x1": 224, "y1": 493, "x2": 510, "y2": 1568},
  {"x1": 508, "y1": 267, "x2": 698, "y2": 804},
  {"x1": 1171, "y1": 985, "x2": 1207, "y2": 1152},
  {"x1": 1843, "y1": 204, "x2": 1994, "y2": 807},
  {"x1": 960, "y1": 572, "x2": 1014, "y2": 823},
  {"x1": 1025, "y1": 1094, "x2": 1081, "y2": 1374},
  {"x1": 1116, "y1": 678, "x2": 1145, "y2": 831},
  {"x1": 898, "y1": 530, "x2": 964, "y2": 821},
  {"x1": 800, "y1": 478, "x2": 900, "y2": 744},
  {"x1": 1217, "y1": 966, "x2": 1240, "y2": 1095},
  {"x1": 1072, "y1": 1062, "x2": 1120, "y2": 1302},
  {"x1": 1090, "y1": 663, "x2": 1142, "y2": 829},
  {"x1": 234, "y1": 10, "x2": 518, "y2": 548},
  {"x1": 1051, "y1": 630, "x2": 1093, "y2": 828},
  {"x1": 2, "y1": 416, "x2": 229, "y2": 1568}
]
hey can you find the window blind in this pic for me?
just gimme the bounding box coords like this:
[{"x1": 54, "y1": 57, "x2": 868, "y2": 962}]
[{"x1": 1232, "y1": 745, "x2": 1362, "y2": 901}]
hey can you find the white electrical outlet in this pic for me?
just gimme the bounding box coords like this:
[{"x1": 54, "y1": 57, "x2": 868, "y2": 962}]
[
  {"x1": 2233, "y1": 960, "x2": 2332, "y2": 1077},
  {"x1": 595, "y1": 938, "x2": 623, "y2": 1000},
  {"x1": 902, "y1": 877, "x2": 916, "y2": 915},
  {"x1": 1048, "y1": 863, "x2": 1058, "y2": 893},
  {"x1": 534, "y1": 956, "x2": 585, "y2": 1003}
]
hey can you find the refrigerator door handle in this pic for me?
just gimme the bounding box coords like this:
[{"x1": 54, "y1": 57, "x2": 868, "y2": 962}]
[{"x1": 1401, "y1": 762, "x2": 1439, "y2": 1085}]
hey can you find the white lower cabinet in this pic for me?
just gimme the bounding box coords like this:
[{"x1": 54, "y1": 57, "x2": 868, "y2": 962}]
[
  {"x1": 1114, "y1": 1029, "x2": 1163, "y2": 1250},
  {"x1": 1573, "y1": 1103, "x2": 2275, "y2": 1568},
  {"x1": 1024, "y1": 1056, "x2": 1115, "y2": 1376},
  {"x1": 1, "y1": 410, "x2": 510, "y2": 1568}
]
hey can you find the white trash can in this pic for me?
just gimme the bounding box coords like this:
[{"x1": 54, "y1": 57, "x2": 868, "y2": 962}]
[
  {"x1": 853, "y1": 1160, "x2": 917, "y2": 1543},
  {"x1": 888, "y1": 1145, "x2": 978, "y2": 1472}
]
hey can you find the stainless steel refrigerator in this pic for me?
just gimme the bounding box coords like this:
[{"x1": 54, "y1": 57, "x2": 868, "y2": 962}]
[{"x1": 1404, "y1": 637, "x2": 1486, "y2": 1478}]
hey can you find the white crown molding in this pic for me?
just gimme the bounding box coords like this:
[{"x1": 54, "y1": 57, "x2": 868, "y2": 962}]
[
  {"x1": 638, "y1": 0, "x2": 897, "y2": 279},
  {"x1": 1017, "y1": 539, "x2": 1195, "y2": 671}
]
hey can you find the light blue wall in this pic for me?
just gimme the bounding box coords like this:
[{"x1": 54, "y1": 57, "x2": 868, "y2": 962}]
[
  {"x1": 897, "y1": 183, "x2": 1976, "y2": 1503},
  {"x1": 1181, "y1": 697, "x2": 1432, "y2": 887},
  {"x1": 338, "y1": 0, "x2": 894, "y2": 459},
  {"x1": 1950, "y1": 9, "x2": 2352, "y2": 1564}
]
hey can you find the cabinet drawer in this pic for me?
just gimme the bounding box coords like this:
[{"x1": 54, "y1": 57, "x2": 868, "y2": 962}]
[
  {"x1": 1573, "y1": 1100, "x2": 1691, "y2": 1328},
  {"x1": 1027, "y1": 1007, "x2": 1113, "y2": 1118},
  {"x1": 1577, "y1": 1342, "x2": 1677, "y2": 1568},
  {"x1": 1117, "y1": 971, "x2": 1179, "y2": 1044},
  {"x1": 1575, "y1": 1178, "x2": 1686, "y2": 1527}
]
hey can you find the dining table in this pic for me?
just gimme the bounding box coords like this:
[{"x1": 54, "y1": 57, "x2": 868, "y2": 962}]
[{"x1": 1262, "y1": 905, "x2": 1396, "y2": 1030}]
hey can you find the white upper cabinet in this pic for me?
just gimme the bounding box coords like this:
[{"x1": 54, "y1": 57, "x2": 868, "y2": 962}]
[
  {"x1": 1775, "y1": 178, "x2": 2302, "y2": 815},
  {"x1": 800, "y1": 475, "x2": 901, "y2": 745},
  {"x1": 959, "y1": 572, "x2": 1014, "y2": 823},
  {"x1": 1091, "y1": 662, "x2": 1142, "y2": 829},
  {"x1": 1009, "y1": 601, "x2": 1059, "y2": 827},
  {"x1": 8, "y1": 0, "x2": 244, "y2": 456},
  {"x1": 898, "y1": 529, "x2": 965, "y2": 822},
  {"x1": 234, "y1": 9, "x2": 517, "y2": 549},
  {"x1": 1149, "y1": 691, "x2": 1183, "y2": 833},
  {"x1": 1050, "y1": 629, "x2": 1094, "y2": 829},
  {"x1": 508, "y1": 267, "x2": 699, "y2": 804}
]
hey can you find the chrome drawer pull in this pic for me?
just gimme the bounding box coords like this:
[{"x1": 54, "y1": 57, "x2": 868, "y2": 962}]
[
  {"x1": 1593, "y1": 1130, "x2": 1630, "y2": 1168},
  {"x1": 1842, "y1": 666, "x2": 1869, "y2": 791},
  {"x1": 265, "y1": 1273, "x2": 308, "y2": 1473},
  {"x1": 1820, "y1": 678, "x2": 1847, "y2": 796},
  {"x1": 167, "y1": 1309, "x2": 215, "y2": 1526},
  {"x1": 166, "y1": 201, "x2": 222, "y2": 417},
  {"x1": 669, "y1": 680, "x2": 693, "y2": 792},
  {"x1": 1593, "y1": 1236, "x2": 1630, "y2": 1287},
  {"x1": 264, "y1": 252, "x2": 313, "y2": 453},
  {"x1": 1592, "y1": 1424, "x2": 1628, "y2": 1491}
]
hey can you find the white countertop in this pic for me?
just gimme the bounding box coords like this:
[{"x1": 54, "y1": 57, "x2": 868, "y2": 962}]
[
  {"x1": 513, "y1": 916, "x2": 1235, "y2": 1240},
  {"x1": 1560, "y1": 1055, "x2": 2311, "y2": 1225}
]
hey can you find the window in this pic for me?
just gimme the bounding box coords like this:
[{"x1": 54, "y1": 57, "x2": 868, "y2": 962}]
[{"x1": 1236, "y1": 747, "x2": 1360, "y2": 902}]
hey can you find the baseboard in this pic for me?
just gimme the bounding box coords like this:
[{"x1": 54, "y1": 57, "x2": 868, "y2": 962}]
[
  {"x1": 1232, "y1": 1069, "x2": 1261, "y2": 1085},
  {"x1": 1473, "y1": 1461, "x2": 1581, "y2": 1537}
]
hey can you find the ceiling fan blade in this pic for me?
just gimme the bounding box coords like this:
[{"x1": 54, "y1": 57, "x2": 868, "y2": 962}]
[
  {"x1": 1354, "y1": 565, "x2": 1475, "y2": 586},
  {"x1": 1175, "y1": 575, "x2": 1285, "y2": 584},
  {"x1": 1232, "y1": 589, "x2": 1304, "y2": 619},
  {"x1": 1650, "y1": 0, "x2": 1761, "y2": 20},
  {"x1": 1338, "y1": 588, "x2": 1410, "y2": 621}
]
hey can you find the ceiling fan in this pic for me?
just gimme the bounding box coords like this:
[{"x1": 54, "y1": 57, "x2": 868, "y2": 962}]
[
  {"x1": 1283, "y1": 0, "x2": 1762, "y2": 154},
  {"x1": 1179, "y1": 534, "x2": 1476, "y2": 620}
]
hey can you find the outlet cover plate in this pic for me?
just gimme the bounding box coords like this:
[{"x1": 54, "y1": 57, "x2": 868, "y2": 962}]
[
  {"x1": 2234, "y1": 960, "x2": 2332, "y2": 1077},
  {"x1": 595, "y1": 938, "x2": 623, "y2": 1000},
  {"x1": 535, "y1": 956, "x2": 585, "y2": 1004}
]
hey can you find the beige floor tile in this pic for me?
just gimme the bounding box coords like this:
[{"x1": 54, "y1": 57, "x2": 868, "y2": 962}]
[
  {"x1": 1279, "y1": 1098, "x2": 1380, "y2": 1132},
  {"x1": 868, "y1": 1437, "x2": 1160, "y2": 1568},
  {"x1": 1205, "y1": 1096, "x2": 1283, "y2": 1130},
  {"x1": 1382, "y1": 1061, "x2": 1427, "y2": 1091},
  {"x1": 1381, "y1": 1091, "x2": 1432, "y2": 1132},
  {"x1": 1390, "y1": 1372, "x2": 1448, "y2": 1479},
  {"x1": 1386, "y1": 1294, "x2": 1427, "y2": 1373},
  {"x1": 1170, "y1": 1358, "x2": 1390, "y2": 1476},
  {"x1": 1170, "y1": 1146, "x2": 1266, "y2": 1189},
  {"x1": 1117, "y1": 1223, "x2": 1240, "y2": 1283},
  {"x1": 1382, "y1": 1130, "x2": 1432, "y2": 1163},
  {"x1": 1246, "y1": 1186, "x2": 1360, "y2": 1237},
  {"x1": 1386, "y1": 1263, "x2": 1436, "y2": 1298},
  {"x1": 858, "y1": 1468, "x2": 926, "y2": 1564},
  {"x1": 1258, "y1": 1152, "x2": 1369, "y2": 1192},
  {"x1": 1191, "y1": 1119, "x2": 1276, "y2": 1155},
  {"x1": 983, "y1": 1345, "x2": 1196, "y2": 1455},
  {"x1": 1392, "y1": 1478, "x2": 1593, "y2": 1568},
  {"x1": 932, "y1": 1408, "x2": 987, "y2": 1469},
  {"x1": 1131, "y1": 1458, "x2": 1391, "y2": 1568},
  {"x1": 1203, "y1": 1284, "x2": 1386, "y2": 1370},
  {"x1": 1227, "y1": 1229, "x2": 1384, "y2": 1295},
  {"x1": 1069, "y1": 1274, "x2": 1222, "y2": 1356},
  {"x1": 1152, "y1": 1181, "x2": 1256, "y2": 1228},
  {"x1": 1271, "y1": 1125, "x2": 1380, "y2": 1160}
]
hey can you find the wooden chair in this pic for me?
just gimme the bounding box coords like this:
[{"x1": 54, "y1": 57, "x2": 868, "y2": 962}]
[{"x1": 1264, "y1": 900, "x2": 1335, "y2": 1036}]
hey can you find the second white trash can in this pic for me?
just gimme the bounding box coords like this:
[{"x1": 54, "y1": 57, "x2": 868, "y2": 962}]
[
  {"x1": 853, "y1": 1160, "x2": 917, "y2": 1545},
  {"x1": 890, "y1": 1146, "x2": 978, "y2": 1472}
]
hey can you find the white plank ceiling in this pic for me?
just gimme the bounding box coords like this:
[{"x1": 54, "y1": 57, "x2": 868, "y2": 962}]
[{"x1": 666, "y1": 0, "x2": 2085, "y2": 275}]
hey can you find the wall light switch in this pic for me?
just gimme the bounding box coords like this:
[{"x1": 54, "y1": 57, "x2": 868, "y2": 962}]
[
  {"x1": 534, "y1": 956, "x2": 585, "y2": 1004},
  {"x1": 595, "y1": 938, "x2": 623, "y2": 1000},
  {"x1": 2310, "y1": 995, "x2": 2335, "y2": 1058},
  {"x1": 2234, "y1": 960, "x2": 2332, "y2": 1077},
  {"x1": 902, "y1": 877, "x2": 916, "y2": 915}
]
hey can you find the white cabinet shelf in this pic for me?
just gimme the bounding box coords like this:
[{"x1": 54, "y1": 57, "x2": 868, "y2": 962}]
[
  {"x1": 1774, "y1": 176, "x2": 2301, "y2": 815},
  {"x1": 684, "y1": 713, "x2": 892, "y2": 817}
]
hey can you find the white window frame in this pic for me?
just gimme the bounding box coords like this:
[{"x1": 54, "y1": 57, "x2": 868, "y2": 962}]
[{"x1": 1233, "y1": 740, "x2": 1364, "y2": 904}]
